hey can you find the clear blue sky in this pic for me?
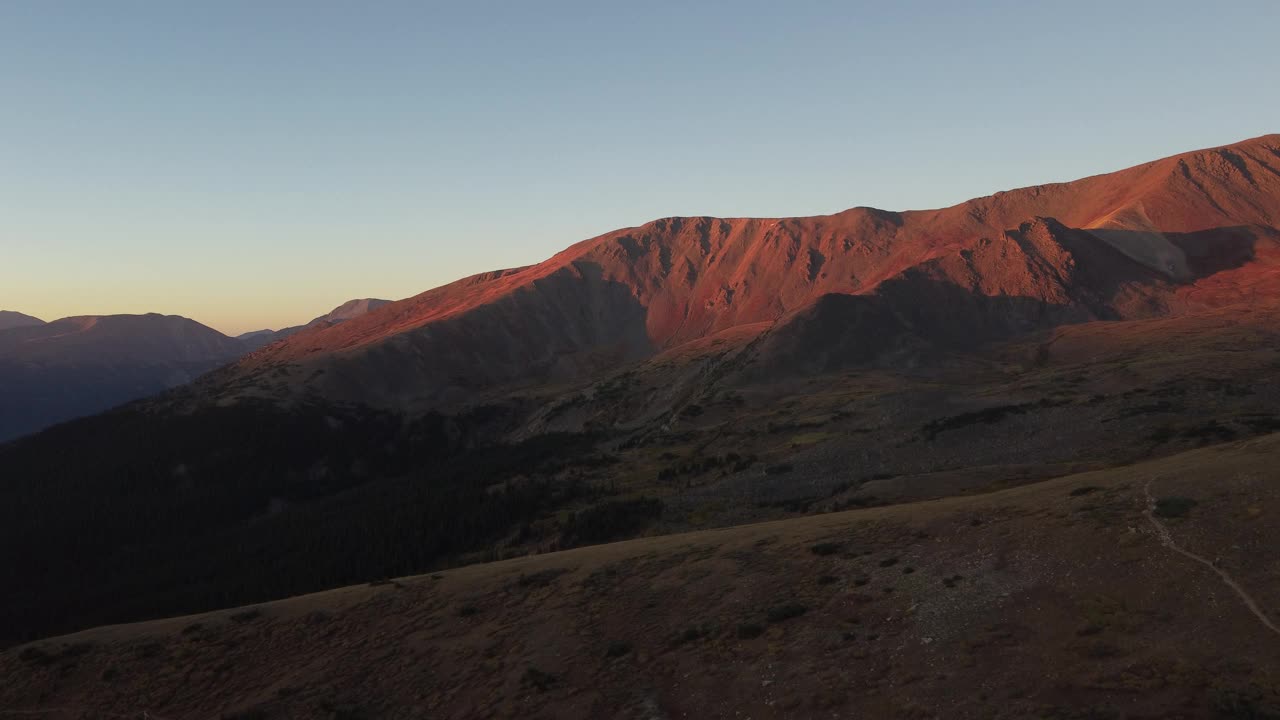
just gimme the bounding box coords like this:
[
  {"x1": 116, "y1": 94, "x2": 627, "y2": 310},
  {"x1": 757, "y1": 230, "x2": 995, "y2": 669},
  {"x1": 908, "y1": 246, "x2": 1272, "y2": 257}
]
[{"x1": 2, "y1": 0, "x2": 1276, "y2": 335}]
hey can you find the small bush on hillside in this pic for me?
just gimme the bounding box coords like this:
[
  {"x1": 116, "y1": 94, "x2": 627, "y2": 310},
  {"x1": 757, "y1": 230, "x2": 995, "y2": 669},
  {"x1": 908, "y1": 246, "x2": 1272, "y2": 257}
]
[
  {"x1": 517, "y1": 568, "x2": 570, "y2": 588},
  {"x1": 766, "y1": 604, "x2": 808, "y2": 623},
  {"x1": 676, "y1": 627, "x2": 705, "y2": 644},
  {"x1": 737, "y1": 623, "x2": 765, "y2": 639},
  {"x1": 1210, "y1": 685, "x2": 1280, "y2": 719},
  {"x1": 18, "y1": 646, "x2": 52, "y2": 665},
  {"x1": 810, "y1": 542, "x2": 842, "y2": 556},
  {"x1": 1154, "y1": 496, "x2": 1198, "y2": 518},
  {"x1": 1182, "y1": 421, "x2": 1238, "y2": 445},
  {"x1": 559, "y1": 497, "x2": 663, "y2": 547},
  {"x1": 605, "y1": 641, "x2": 632, "y2": 658},
  {"x1": 221, "y1": 708, "x2": 268, "y2": 720},
  {"x1": 522, "y1": 666, "x2": 560, "y2": 692}
]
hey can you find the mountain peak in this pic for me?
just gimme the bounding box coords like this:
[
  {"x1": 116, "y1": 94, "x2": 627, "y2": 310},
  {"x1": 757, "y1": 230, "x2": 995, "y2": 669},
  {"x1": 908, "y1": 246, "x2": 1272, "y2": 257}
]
[{"x1": 0, "y1": 310, "x2": 46, "y2": 331}]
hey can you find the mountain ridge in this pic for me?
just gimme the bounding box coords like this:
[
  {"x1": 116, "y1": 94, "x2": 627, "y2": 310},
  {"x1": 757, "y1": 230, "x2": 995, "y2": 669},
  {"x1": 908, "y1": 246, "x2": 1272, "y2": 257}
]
[
  {"x1": 221, "y1": 133, "x2": 1280, "y2": 408},
  {"x1": 237, "y1": 298, "x2": 392, "y2": 351},
  {"x1": 0, "y1": 313, "x2": 246, "y2": 442},
  {"x1": 0, "y1": 310, "x2": 45, "y2": 331}
]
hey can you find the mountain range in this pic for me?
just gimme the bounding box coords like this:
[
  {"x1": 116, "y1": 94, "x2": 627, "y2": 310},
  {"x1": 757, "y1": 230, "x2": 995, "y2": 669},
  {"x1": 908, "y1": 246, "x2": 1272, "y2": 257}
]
[
  {"x1": 211, "y1": 134, "x2": 1280, "y2": 410},
  {"x1": 0, "y1": 299, "x2": 390, "y2": 442},
  {"x1": 4, "y1": 134, "x2": 1280, "y2": 716}
]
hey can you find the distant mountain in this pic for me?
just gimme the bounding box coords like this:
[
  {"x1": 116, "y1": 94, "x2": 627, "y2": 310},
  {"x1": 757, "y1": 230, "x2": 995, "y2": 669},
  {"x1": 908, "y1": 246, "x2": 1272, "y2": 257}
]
[
  {"x1": 237, "y1": 298, "x2": 391, "y2": 351},
  {"x1": 0, "y1": 299, "x2": 395, "y2": 440},
  {"x1": 0, "y1": 310, "x2": 45, "y2": 331},
  {"x1": 235, "y1": 329, "x2": 277, "y2": 343},
  {"x1": 0, "y1": 314, "x2": 245, "y2": 442}
]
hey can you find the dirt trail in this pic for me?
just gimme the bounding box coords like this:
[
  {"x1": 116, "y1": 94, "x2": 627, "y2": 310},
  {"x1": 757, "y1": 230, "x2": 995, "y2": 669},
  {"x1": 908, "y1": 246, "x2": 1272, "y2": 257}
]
[{"x1": 1143, "y1": 479, "x2": 1280, "y2": 637}]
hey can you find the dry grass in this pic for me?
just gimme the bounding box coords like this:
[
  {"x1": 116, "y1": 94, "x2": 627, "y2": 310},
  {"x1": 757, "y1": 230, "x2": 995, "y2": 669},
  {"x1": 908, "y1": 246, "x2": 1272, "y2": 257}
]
[{"x1": 4, "y1": 434, "x2": 1280, "y2": 718}]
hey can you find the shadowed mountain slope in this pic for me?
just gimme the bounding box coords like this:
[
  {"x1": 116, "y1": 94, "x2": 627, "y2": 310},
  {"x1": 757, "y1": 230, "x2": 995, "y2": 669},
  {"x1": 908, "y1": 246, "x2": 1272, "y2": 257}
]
[
  {"x1": 0, "y1": 310, "x2": 45, "y2": 331},
  {"x1": 0, "y1": 314, "x2": 245, "y2": 441}
]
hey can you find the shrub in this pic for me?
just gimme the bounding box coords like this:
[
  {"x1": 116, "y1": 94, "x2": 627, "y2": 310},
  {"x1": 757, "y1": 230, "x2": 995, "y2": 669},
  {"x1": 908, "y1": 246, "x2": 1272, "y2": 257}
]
[
  {"x1": 1070, "y1": 486, "x2": 1102, "y2": 497},
  {"x1": 1154, "y1": 496, "x2": 1198, "y2": 518},
  {"x1": 222, "y1": 708, "x2": 269, "y2": 720},
  {"x1": 605, "y1": 641, "x2": 632, "y2": 658},
  {"x1": 737, "y1": 623, "x2": 765, "y2": 639},
  {"x1": 18, "y1": 646, "x2": 52, "y2": 665},
  {"x1": 522, "y1": 666, "x2": 559, "y2": 692},
  {"x1": 921, "y1": 403, "x2": 1052, "y2": 440},
  {"x1": 62, "y1": 642, "x2": 92, "y2": 658},
  {"x1": 676, "y1": 627, "x2": 705, "y2": 644},
  {"x1": 1210, "y1": 685, "x2": 1280, "y2": 719},
  {"x1": 518, "y1": 568, "x2": 570, "y2": 588},
  {"x1": 810, "y1": 542, "x2": 842, "y2": 556},
  {"x1": 559, "y1": 498, "x2": 663, "y2": 547},
  {"x1": 766, "y1": 604, "x2": 808, "y2": 623}
]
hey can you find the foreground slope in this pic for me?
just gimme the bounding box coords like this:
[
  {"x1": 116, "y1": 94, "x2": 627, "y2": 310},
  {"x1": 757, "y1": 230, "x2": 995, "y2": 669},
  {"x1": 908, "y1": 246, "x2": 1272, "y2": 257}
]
[
  {"x1": 4, "y1": 435, "x2": 1279, "y2": 719},
  {"x1": 221, "y1": 134, "x2": 1280, "y2": 407}
]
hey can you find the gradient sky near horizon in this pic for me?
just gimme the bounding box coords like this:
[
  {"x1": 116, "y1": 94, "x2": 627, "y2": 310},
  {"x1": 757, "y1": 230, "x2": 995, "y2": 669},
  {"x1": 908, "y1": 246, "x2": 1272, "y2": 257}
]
[{"x1": 2, "y1": 1, "x2": 1277, "y2": 335}]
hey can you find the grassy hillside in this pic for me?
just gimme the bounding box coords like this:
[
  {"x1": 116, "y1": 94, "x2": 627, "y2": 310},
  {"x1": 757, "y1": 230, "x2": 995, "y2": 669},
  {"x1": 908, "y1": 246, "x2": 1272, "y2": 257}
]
[{"x1": 4, "y1": 434, "x2": 1279, "y2": 719}]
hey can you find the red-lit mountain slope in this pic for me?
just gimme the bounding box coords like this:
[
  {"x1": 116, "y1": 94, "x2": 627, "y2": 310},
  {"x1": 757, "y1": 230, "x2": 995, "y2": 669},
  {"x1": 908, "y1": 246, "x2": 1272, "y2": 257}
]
[{"x1": 221, "y1": 134, "x2": 1280, "y2": 406}]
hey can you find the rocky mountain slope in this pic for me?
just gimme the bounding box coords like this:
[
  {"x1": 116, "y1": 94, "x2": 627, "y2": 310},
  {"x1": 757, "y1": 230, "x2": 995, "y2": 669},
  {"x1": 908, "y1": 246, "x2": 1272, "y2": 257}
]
[{"x1": 218, "y1": 134, "x2": 1280, "y2": 409}]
